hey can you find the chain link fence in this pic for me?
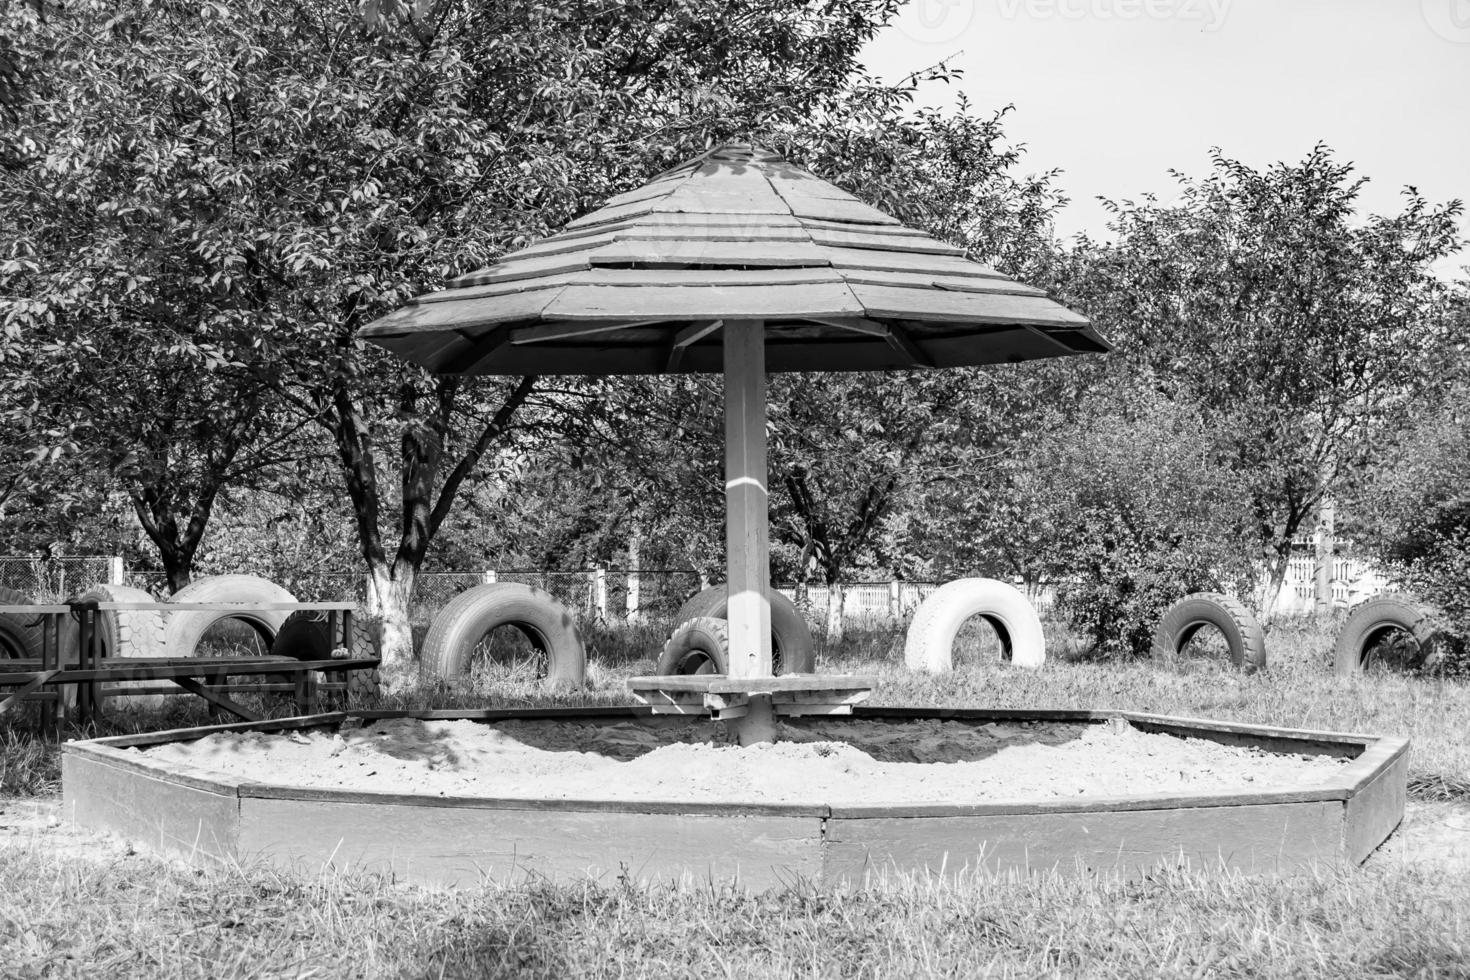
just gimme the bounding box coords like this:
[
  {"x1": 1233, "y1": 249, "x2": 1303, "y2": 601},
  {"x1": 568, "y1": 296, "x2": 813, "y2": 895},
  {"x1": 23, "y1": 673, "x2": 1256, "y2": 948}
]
[{"x1": 0, "y1": 556, "x2": 115, "y2": 602}]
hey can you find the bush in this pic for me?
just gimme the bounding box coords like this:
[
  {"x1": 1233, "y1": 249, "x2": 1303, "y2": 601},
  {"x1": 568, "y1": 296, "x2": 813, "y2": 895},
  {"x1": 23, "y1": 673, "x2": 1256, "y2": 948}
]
[
  {"x1": 1354, "y1": 387, "x2": 1470, "y2": 639},
  {"x1": 1042, "y1": 389, "x2": 1256, "y2": 657}
]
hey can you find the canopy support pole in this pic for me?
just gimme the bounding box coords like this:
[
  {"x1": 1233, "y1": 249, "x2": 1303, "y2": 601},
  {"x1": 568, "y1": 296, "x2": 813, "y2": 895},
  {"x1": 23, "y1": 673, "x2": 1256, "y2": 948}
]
[{"x1": 723, "y1": 319, "x2": 776, "y2": 744}]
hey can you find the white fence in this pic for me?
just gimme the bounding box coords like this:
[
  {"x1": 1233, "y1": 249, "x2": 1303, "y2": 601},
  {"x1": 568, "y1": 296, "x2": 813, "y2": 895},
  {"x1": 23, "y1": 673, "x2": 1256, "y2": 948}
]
[
  {"x1": 1271, "y1": 554, "x2": 1392, "y2": 615},
  {"x1": 4, "y1": 553, "x2": 1394, "y2": 626}
]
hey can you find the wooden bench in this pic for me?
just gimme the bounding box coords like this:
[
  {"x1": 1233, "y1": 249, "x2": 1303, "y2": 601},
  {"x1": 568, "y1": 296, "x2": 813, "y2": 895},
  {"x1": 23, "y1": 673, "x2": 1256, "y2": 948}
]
[{"x1": 0, "y1": 601, "x2": 380, "y2": 730}]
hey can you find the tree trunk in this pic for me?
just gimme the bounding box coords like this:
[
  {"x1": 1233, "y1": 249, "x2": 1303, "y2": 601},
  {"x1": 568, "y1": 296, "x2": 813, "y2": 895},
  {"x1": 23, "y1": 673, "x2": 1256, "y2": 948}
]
[
  {"x1": 1257, "y1": 546, "x2": 1292, "y2": 623},
  {"x1": 1313, "y1": 493, "x2": 1336, "y2": 622},
  {"x1": 825, "y1": 579, "x2": 845, "y2": 645},
  {"x1": 129, "y1": 484, "x2": 220, "y2": 594},
  {"x1": 366, "y1": 561, "x2": 415, "y2": 675}
]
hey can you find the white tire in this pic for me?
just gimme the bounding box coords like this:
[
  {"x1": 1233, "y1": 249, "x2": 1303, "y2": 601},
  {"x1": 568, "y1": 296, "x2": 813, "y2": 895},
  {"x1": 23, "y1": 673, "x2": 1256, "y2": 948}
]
[
  {"x1": 166, "y1": 574, "x2": 297, "y2": 656},
  {"x1": 72, "y1": 583, "x2": 171, "y2": 705},
  {"x1": 902, "y1": 578, "x2": 1045, "y2": 673},
  {"x1": 73, "y1": 584, "x2": 169, "y2": 658}
]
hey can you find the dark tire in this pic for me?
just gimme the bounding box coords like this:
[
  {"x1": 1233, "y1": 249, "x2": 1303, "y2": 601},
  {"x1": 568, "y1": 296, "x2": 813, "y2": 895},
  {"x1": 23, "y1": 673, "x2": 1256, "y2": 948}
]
[
  {"x1": 1333, "y1": 593, "x2": 1444, "y2": 676},
  {"x1": 670, "y1": 586, "x2": 815, "y2": 674},
  {"x1": 0, "y1": 586, "x2": 44, "y2": 660},
  {"x1": 1150, "y1": 592, "x2": 1266, "y2": 672},
  {"x1": 270, "y1": 611, "x2": 381, "y2": 702},
  {"x1": 422, "y1": 583, "x2": 585, "y2": 689},
  {"x1": 0, "y1": 595, "x2": 79, "y2": 711},
  {"x1": 656, "y1": 617, "x2": 729, "y2": 675},
  {"x1": 166, "y1": 575, "x2": 297, "y2": 656}
]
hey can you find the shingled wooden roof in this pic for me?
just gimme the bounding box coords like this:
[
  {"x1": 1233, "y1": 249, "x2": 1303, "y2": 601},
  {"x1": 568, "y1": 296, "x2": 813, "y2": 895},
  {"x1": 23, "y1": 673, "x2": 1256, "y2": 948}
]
[{"x1": 359, "y1": 144, "x2": 1108, "y2": 375}]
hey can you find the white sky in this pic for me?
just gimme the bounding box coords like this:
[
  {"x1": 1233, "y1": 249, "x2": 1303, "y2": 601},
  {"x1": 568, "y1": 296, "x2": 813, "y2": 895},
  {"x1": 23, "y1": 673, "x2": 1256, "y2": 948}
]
[{"x1": 861, "y1": 0, "x2": 1470, "y2": 279}]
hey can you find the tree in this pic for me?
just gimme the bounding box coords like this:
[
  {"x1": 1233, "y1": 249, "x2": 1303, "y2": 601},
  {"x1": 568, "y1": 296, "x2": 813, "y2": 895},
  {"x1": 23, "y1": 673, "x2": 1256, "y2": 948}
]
[
  {"x1": 1, "y1": 0, "x2": 917, "y2": 670},
  {"x1": 1049, "y1": 146, "x2": 1465, "y2": 616},
  {"x1": 1352, "y1": 296, "x2": 1470, "y2": 633}
]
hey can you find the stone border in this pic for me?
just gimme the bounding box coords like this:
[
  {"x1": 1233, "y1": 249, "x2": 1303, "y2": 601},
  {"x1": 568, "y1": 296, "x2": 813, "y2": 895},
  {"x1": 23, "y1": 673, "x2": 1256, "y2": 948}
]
[{"x1": 60, "y1": 706, "x2": 1408, "y2": 889}]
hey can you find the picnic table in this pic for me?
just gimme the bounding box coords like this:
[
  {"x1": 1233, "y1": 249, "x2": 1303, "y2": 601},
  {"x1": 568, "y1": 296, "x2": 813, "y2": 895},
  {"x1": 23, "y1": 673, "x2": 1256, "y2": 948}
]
[{"x1": 0, "y1": 601, "x2": 379, "y2": 731}]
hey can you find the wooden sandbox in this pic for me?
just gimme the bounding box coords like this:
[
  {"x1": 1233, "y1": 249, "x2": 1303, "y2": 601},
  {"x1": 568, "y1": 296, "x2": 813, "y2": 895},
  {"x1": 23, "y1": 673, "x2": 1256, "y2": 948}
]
[{"x1": 61, "y1": 706, "x2": 1407, "y2": 889}]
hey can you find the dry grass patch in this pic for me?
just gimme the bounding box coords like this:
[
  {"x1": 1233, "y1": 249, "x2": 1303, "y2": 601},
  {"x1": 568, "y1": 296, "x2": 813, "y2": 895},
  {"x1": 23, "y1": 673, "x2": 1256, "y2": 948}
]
[{"x1": 1, "y1": 844, "x2": 1467, "y2": 979}]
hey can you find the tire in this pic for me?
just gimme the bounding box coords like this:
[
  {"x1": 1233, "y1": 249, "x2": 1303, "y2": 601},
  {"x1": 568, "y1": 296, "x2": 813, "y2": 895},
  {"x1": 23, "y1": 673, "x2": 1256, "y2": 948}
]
[
  {"x1": 656, "y1": 617, "x2": 729, "y2": 675},
  {"x1": 71, "y1": 583, "x2": 172, "y2": 705},
  {"x1": 0, "y1": 589, "x2": 79, "y2": 710},
  {"x1": 165, "y1": 575, "x2": 297, "y2": 657},
  {"x1": 421, "y1": 583, "x2": 585, "y2": 689},
  {"x1": 903, "y1": 578, "x2": 1045, "y2": 674},
  {"x1": 671, "y1": 586, "x2": 815, "y2": 674},
  {"x1": 0, "y1": 585, "x2": 44, "y2": 660},
  {"x1": 270, "y1": 610, "x2": 381, "y2": 702},
  {"x1": 1333, "y1": 593, "x2": 1443, "y2": 676},
  {"x1": 71, "y1": 584, "x2": 169, "y2": 659},
  {"x1": 1150, "y1": 592, "x2": 1267, "y2": 672}
]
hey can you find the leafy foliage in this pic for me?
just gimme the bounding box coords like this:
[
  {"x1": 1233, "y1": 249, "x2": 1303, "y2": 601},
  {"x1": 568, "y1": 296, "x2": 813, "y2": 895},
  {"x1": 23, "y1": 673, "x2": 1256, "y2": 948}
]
[
  {"x1": 1353, "y1": 353, "x2": 1470, "y2": 637},
  {"x1": 1049, "y1": 147, "x2": 1464, "y2": 615}
]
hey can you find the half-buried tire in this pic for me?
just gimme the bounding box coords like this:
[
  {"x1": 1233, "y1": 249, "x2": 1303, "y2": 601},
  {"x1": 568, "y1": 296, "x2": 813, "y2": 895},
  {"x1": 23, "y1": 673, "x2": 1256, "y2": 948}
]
[
  {"x1": 671, "y1": 586, "x2": 815, "y2": 674},
  {"x1": 0, "y1": 585, "x2": 45, "y2": 660},
  {"x1": 270, "y1": 610, "x2": 381, "y2": 703},
  {"x1": 72, "y1": 584, "x2": 169, "y2": 658},
  {"x1": 422, "y1": 583, "x2": 585, "y2": 689},
  {"x1": 1333, "y1": 593, "x2": 1445, "y2": 676},
  {"x1": 71, "y1": 584, "x2": 171, "y2": 704},
  {"x1": 0, "y1": 587, "x2": 79, "y2": 709},
  {"x1": 165, "y1": 575, "x2": 297, "y2": 657},
  {"x1": 1151, "y1": 592, "x2": 1266, "y2": 672},
  {"x1": 903, "y1": 578, "x2": 1045, "y2": 674},
  {"x1": 656, "y1": 617, "x2": 729, "y2": 676}
]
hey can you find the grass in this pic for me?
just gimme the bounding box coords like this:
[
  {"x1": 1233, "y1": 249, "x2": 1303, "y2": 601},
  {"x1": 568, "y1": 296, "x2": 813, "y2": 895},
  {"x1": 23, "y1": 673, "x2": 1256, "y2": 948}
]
[
  {"x1": 1, "y1": 843, "x2": 1467, "y2": 978},
  {"x1": 3, "y1": 616, "x2": 1470, "y2": 978}
]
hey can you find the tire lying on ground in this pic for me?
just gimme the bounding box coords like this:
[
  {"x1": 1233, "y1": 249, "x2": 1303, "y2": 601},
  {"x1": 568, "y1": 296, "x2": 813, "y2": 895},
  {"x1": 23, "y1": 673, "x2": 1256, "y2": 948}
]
[
  {"x1": 0, "y1": 585, "x2": 45, "y2": 660},
  {"x1": 0, "y1": 586, "x2": 79, "y2": 708},
  {"x1": 1150, "y1": 592, "x2": 1267, "y2": 673},
  {"x1": 270, "y1": 610, "x2": 381, "y2": 702},
  {"x1": 71, "y1": 583, "x2": 172, "y2": 704},
  {"x1": 903, "y1": 578, "x2": 1045, "y2": 674},
  {"x1": 671, "y1": 586, "x2": 815, "y2": 674},
  {"x1": 422, "y1": 583, "x2": 585, "y2": 689},
  {"x1": 1333, "y1": 592, "x2": 1446, "y2": 677},
  {"x1": 655, "y1": 617, "x2": 729, "y2": 676},
  {"x1": 165, "y1": 574, "x2": 297, "y2": 657}
]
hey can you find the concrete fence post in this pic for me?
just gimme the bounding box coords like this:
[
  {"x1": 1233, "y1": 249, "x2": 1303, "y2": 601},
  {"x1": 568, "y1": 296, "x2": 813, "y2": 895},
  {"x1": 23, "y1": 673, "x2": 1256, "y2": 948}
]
[
  {"x1": 108, "y1": 556, "x2": 125, "y2": 586},
  {"x1": 625, "y1": 570, "x2": 641, "y2": 623},
  {"x1": 888, "y1": 580, "x2": 901, "y2": 621},
  {"x1": 593, "y1": 566, "x2": 608, "y2": 622},
  {"x1": 482, "y1": 569, "x2": 498, "y2": 584}
]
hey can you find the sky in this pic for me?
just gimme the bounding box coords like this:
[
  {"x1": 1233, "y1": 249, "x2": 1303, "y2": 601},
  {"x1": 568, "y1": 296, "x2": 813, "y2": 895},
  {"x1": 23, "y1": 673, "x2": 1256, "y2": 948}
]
[{"x1": 860, "y1": 0, "x2": 1470, "y2": 279}]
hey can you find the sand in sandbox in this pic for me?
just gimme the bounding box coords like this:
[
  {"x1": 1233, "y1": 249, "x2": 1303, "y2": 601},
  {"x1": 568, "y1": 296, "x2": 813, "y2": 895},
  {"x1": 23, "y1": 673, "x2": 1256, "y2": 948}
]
[{"x1": 136, "y1": 717, "x2": 1351, "y2": 807}]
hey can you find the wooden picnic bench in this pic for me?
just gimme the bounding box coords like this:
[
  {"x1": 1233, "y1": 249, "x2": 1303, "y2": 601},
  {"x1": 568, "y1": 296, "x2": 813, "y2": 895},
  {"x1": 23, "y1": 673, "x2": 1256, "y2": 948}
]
[{"x1": 0, "y1": 601, "x2": 380, "y2": 731}]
